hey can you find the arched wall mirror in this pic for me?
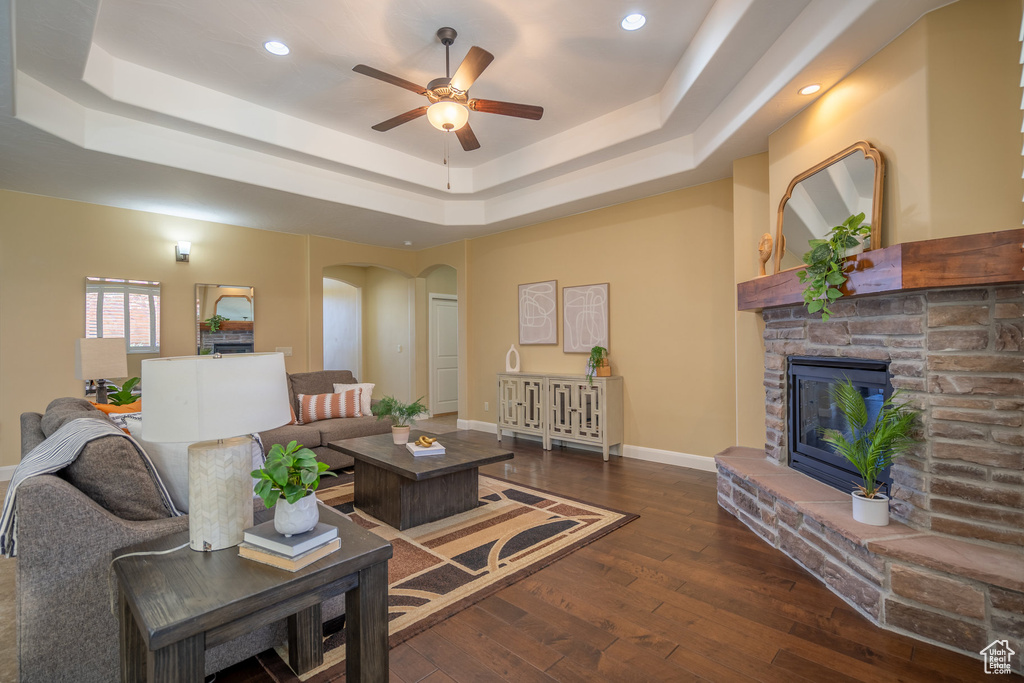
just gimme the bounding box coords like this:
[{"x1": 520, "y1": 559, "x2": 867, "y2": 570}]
[
  {"x1": 195, "y1": 283, "x2": 254, "y2": 354},
  {"x1": 774, "y1": 141, "x2": 884, "y2": 273}
]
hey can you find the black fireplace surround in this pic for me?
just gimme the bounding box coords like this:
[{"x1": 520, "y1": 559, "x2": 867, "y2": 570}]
[{"x1": 787, "y1": 356, "x2": 893, "y2": 493}]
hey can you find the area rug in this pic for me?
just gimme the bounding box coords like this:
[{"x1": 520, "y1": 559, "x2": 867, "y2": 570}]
[{"x1": 257, "y1": 475, "x2": 636, "y2": 682}]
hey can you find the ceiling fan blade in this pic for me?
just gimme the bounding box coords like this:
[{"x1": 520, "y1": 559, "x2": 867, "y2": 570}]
[
  {"x1": 455, "y1": 123, "x2": 481, "y2": 151},
  {"x1": 372, "y1": 106, "x2": 429, "y2": 132},
  {"x1": 353, "y1": 64, "x2": 427, "y2": 95},
  {"x1": 469, "y1": 99, "x2": 544, "y2": 120},
  {"x1": 449, "y1": 47, "x2": 494, "y2": 93}
]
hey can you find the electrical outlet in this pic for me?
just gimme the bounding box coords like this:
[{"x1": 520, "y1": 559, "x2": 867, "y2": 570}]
[
  {"x1": 484, "y1": 401, "x2": 489, "y2": 411},
  {"x1": 275, "y1": 347, "x2": 292, "y2": 357}
]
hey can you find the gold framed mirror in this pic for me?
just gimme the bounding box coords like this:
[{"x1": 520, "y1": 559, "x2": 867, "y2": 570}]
[{"x1": 774, "y1": 141, "x2": 884, "y2": 274}]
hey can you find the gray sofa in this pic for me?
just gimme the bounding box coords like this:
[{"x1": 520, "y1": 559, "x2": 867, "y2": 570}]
[
  {"x1": 259, "y1": 370, "x2": 392, "y2": 469},
  {"x1": 16, "y1": 400, "x2": 347, "y2": 683}
]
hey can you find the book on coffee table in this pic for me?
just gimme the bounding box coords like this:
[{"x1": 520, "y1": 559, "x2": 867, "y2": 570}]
[
  {"x1": 238, "y1": 538, "x2": 341, "y2": 572},
  {"x1": 242, "y1": 521, "x2": 338, "y2": 557},
  {"x1": 406, "y1": 441, "x2": 446, "y2": 456}
]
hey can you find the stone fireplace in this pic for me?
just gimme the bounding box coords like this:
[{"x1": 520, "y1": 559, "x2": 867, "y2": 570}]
[
  {"x1": 763, "y1": 285, "x2": 1023, "y2": 549},
  {"x1": 719, "y1": 230, "x2": 1024, "y2": 670}
]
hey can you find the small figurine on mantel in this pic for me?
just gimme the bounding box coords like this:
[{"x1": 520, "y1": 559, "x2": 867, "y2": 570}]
[
  {"x1": 505, "y1": 344, "x2": 521, "y2": 373},
  {"x1": 757, "y1": 232, "x2": 774, "y2": 277}
]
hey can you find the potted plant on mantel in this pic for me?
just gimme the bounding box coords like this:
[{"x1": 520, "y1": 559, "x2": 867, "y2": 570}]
[
  {"x1": 252, "y1": 441, "x2": 336, "y2": 537},
  {"x1": 820, "y1": 379, "x2": 920, "y2": 526},
  {"x1": 372, "y1": 395, "x2": 427, "y2": 444},
  {"x1": 797, "y1": 212, "x2": 871, "y2": 321},
  {"x1": 586, "y1": 345, "x2": 610, "y2": 386}
]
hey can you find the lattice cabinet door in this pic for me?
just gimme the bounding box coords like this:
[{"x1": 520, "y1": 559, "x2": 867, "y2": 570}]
[
  {"x1": 522, "y1": 379, "x2": 545, "y2": 431},
  {"x1": 549, "y1": 380, "x2": 575, "y2": 438},
  {"x1": 575, "y1": 381, "x2": 603, "y2": 441},
  {"x1": 497, "y1": 376, "x2": 521, "y2": 429}
]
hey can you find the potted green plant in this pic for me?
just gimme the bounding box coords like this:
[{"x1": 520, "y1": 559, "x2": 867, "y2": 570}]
[
  {"x1": 820, "y1": 379, "x2": 919, "y2": 526},
  {"x1": 371, "y1": 395, "x2": 426, "y2": 444},
  {"x1": 797, "y1": 213, "x2": 872, "y2": 321},
  {"x1": 106, "y1": 377, "x2": 141, "y2": 406},
  {"x1": 205, "y1": 314, "x2": 228, "y2": 332},
  {"x1": 251, "y1": 441, "x2": 336, "y2": 536},
  {"x1": 586, "y1": 346, "x2": 609, "y2": 385}
]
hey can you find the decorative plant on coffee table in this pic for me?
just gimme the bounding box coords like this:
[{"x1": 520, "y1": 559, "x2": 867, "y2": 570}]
[
  {"x1": 586, "y1": 346, "x2": 609, "y2": 386},
  {"x1": 372, "y1": 395, "x2": 426, "y2": 444},
  {"x1": 106, "y1": 377, "x2": 141, "y2": 406},
  {"x1": 797, "y1": 212, "x2": 871, "y2": 321},
  {"x1": 252, "y1": 441, "x2": 336, "y2": 536},
  {"x1": 820, "y1": 379, "x2": 919, "y2": 526}
]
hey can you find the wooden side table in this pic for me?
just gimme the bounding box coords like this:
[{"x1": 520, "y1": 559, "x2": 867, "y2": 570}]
[{"x1": 114, "y1": 506, "x2": 392, "y2": 682}]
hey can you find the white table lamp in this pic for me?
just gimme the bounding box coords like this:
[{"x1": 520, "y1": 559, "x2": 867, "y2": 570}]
[
  {"x1": 141, "y1": 353, "x2": 291, "y2": 551},
  {"x1": 75, "y1": 338, "x2": 128, "y2": 404}
]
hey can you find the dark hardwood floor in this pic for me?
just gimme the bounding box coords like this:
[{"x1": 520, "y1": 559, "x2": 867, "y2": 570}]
[{"x1": 217, "y1": 429, "x2": 991, "y2": 682}]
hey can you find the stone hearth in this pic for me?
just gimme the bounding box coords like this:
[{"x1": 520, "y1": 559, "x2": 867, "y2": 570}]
[{"x1": 721, "y1": 278, "x2": 1023, "y2": 669}]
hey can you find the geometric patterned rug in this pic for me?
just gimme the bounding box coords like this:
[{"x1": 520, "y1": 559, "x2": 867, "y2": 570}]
[{"x1": 257, "y1": 475, "x2": 637, "y2": 682}]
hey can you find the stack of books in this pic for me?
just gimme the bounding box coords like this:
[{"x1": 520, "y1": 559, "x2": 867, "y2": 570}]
[
  {"x1": 406, "y1": 440, "x2": 446, "y2": 456},
  {"x1": 238, "y1": 520, "x2": 340, "y2": 571}
]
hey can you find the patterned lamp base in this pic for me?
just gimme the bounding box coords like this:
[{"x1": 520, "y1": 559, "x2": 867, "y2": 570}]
[{"x1": 188, "y1": 436, "x2": 255, "y2": 551}]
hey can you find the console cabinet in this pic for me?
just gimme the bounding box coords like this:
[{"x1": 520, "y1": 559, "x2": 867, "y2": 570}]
[{"x1": 497, "y1": 373, "x2": 623, "y2": 461}]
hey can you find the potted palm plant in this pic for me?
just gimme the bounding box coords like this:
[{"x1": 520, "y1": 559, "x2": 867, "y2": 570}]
[
  {"x1": 820, "y1": 379, "x2": 919, "y2": 526},
  {"x1": 251, "y1": 441, "x2": 336, "y2": 536},
  {"x1": 371, "y1": 395, "x2": 426, "y2": 444}
]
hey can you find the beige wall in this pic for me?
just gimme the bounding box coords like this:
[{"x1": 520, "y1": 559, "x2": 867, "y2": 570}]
[
  {"x1": 0, "y1": 190, "x2": 309, "y2": 466},
  {"x1": 732, "y1": 153, "x2": 770, "y2": 447},
  {"x1": 362, "y1": 267, "x2": 414, "y2": 401},
  {"x1": 769, "y1": 0, "x2": 1022, "y2": 255},
  {"x1": 465, "y1": 180, "x2": 737, "y2": 458}
]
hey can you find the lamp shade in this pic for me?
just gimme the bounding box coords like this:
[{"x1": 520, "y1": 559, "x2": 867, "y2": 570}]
[
  {"x1": 427, "y1": 101, "x2": 469, "y2": 131},
  {"x1": 75, "y1": 338, "x2": 128, "y2": 380},
  {"x1": 141, "y1": 352, "x2": 290, "y2": 443}
]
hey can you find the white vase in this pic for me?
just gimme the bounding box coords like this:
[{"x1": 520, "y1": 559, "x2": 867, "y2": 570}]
[
  {"x1": 851, "y1": 492, "x2": 889, "y2": 526},
  {"x1": 274, "y1": 492, "x2": 319, "y2": 537}
]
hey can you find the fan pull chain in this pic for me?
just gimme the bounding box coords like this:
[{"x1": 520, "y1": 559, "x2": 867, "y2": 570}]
[{"x1": 444, "y1": 132, "x2": 450, "y2": 190}]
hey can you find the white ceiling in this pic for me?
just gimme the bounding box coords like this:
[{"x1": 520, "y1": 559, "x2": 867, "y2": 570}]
[{"x1": 0, "y1": 0, "x2": 951, "y2": 248}]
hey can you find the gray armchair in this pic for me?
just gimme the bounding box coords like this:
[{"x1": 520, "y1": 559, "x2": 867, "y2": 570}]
[{"x1": 16, "y1": 410, "x2": 344, "y2": 682}]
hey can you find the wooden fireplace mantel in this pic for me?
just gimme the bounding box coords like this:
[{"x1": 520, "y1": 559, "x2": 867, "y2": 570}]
[
  {"x1": 738, "y1": 228, "x2": 1024, "y2": 311},
  {"x1": 199, "y1": 321, "x2": 253, "y2": 332}
]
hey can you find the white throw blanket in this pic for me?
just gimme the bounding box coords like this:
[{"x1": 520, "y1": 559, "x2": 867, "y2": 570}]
[{"x1": 0, "y1": 418, "x2": 181, "y2": 557}]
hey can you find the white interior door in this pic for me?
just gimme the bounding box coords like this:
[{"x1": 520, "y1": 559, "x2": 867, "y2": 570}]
[{"x1": 429, "y1": 295, "x2": 458, "y2": 415}]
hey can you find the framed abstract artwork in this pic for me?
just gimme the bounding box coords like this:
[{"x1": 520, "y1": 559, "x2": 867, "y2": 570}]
[
  {"x1": 518, "y1": 280, "x2": 558, "y2": 344},
  {"x1": 563, "y1": 283, "x2": 608, "y2": 352}
]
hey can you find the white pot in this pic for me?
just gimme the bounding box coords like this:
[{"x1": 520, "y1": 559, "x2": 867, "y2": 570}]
[
  {"x1": 851, "y1": 492, "x2": 889, "y2": 526},
  {"x1": 392, "y1": 425, "x2": 411, "y2": 444},
  {"x1": 274, "y1": 492, "x2": 319, "y2": 537}
]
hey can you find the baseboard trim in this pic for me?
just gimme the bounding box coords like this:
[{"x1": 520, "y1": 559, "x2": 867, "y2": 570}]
[
  {"x1": 461, "y1": 421, "x2": 715, "y2": 472},
  {"x1": 0, "y1": 465, "x2": 16, "y2": 482}
]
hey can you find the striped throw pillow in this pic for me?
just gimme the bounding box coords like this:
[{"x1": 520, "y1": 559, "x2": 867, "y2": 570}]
[{"x1": 297, "y1": 388, "x2": 363, "y2": 423}]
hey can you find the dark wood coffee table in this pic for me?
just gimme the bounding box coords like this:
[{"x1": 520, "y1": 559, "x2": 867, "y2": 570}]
[
  {"x1": 114, "y1": 505, "x2": 392, "y2": 683},
  {"x1": 328, "y1": 431, "x2": 514, "y2": 530}
]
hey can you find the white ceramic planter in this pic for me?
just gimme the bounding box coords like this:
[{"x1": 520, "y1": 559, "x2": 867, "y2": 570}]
[
  {"x1": 392, "y1": 425, "x2": 411, "y2": 444},
  {"x1": 852, "y1": 492, "x2": 889, "y2": 526},
  {"x1": 274, "y1": 492, "x2": 318, "y2": 537}
]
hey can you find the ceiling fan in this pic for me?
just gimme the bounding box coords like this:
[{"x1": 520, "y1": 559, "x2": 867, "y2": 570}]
[{"x1": 353, "y1": 27, "x2": 543, "y2": 152}]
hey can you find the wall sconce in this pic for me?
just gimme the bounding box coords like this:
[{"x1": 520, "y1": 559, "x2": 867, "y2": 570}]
[{"x1": 176, "y1": 241, "x2": 191, "y2": 262}]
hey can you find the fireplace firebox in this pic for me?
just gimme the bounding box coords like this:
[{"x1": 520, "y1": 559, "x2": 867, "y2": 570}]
[{"x1": 787, "y1": 356, "x2": 892, "y2": 493}]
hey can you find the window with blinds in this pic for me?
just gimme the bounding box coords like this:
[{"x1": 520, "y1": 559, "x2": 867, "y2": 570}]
[{"x1": 85, "y1": 278, "x2": 161, "y2": 353}]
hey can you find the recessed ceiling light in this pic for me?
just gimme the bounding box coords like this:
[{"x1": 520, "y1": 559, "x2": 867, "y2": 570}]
[
  {"x1": 621, "y1": 13, "x2": 646, "y2": 31},
  {"x1": 403, "y1": 241, "x2": 413, "y2": 246},
  {"x1": 264, "y1": 41, "x2": 290, "y2": 56},
  {"x1": 798, "y1": 84, "x2": 821, "y2": 95}
]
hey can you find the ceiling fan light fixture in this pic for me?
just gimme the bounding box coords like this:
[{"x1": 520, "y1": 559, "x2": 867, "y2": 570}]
[
  {"x1": 621, "y1": 13, "x2": 646, "y2": 31},
  {"x1": 427, "y1": 100, "x2": 469, "y2": 131}
]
